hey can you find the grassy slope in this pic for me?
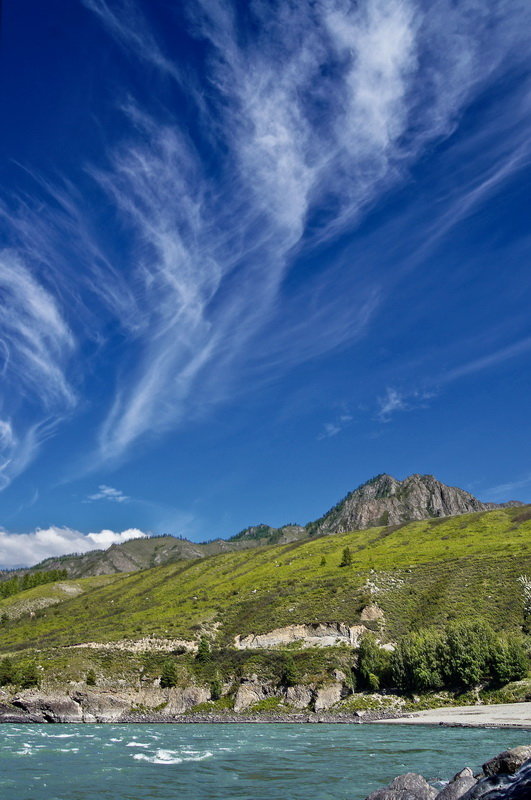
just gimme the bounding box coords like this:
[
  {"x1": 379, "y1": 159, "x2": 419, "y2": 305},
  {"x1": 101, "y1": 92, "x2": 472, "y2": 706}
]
[{"x1": 0, "y1": 506, "x2": 530, "y2": 657}]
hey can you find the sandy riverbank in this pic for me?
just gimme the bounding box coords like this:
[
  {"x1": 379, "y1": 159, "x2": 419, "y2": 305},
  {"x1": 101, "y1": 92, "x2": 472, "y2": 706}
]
[{"x1": 373, "y1": 702, "x2": 531, "y2": 729}]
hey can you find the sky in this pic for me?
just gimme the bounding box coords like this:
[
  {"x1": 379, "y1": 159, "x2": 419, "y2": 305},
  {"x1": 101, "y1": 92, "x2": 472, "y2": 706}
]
[{"x1": 0, "y1": 0, "x2": 530, "y2": 568}]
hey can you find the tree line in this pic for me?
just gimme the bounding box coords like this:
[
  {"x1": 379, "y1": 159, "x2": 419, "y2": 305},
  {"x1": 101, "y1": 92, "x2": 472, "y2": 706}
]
[
  {"x1": 0, "y1": 569, "x2": 68, "y2": 600},
  {"x1": 357, "y1": 620, "x2": 528, "y2": 693}
]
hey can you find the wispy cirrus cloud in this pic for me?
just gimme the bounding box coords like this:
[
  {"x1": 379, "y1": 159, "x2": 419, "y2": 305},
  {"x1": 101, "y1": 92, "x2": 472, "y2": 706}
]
[
  {"x1": 375, "y1": 335, "x2": 531, "y2": 423},
  {"x1": 485, "y1": 474, "x2": 531, "y2": 500},
  {"x1": 0, "y1": 525, "x2": 146, "y2": 569},
  {"x1": 80, "y1": 0, "x2": 181, "y2": 82},
  {"x1": 0, "y1": 249, "x2": 76, "y2": 488},
  {"x1": 318, "y1": 413, "x2": 353, "y2": 440},
  {"x1": 1, "y1": 0, "x2": 530, "y2": 487}
]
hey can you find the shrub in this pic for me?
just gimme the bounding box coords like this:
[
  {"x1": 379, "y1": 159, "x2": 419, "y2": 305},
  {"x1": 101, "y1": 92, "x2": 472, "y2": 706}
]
[
  {"x1": 339, "y1": 547, "x2": 352, "y2": 567},
  {"x1": 356, "y1": 633, "x2": 391, "y2": 690},
  {"x1": 196, "y1": 636, "x2": 211, "y2": 664},
  {"x1": 391, "y1": 629, "x2": 444, "y2": 692},
  {"x1": 0, "y1": 657, "x2": 14, "y2": 686},
  {"x1": 17, "y1": 661, "x2": 40, "y2": 689},
  {"x1": 160, "y1": 659, "x2": 178, "y2": 688},
  {"x1": 442, "y1": 620, "x2": 496, "y2": 689},
  {"x1": 86, "y1": 669, "x2": 97, "y2": 686},
  {"x1": 280, "y1": 655, "x2": 297, "y2": 687},
  {"x1": 490, "y1": 636, "x2": 528, "y2": 686},
  {"x1": 210, "y1": 678, "x2": 222, "y2": 700}
]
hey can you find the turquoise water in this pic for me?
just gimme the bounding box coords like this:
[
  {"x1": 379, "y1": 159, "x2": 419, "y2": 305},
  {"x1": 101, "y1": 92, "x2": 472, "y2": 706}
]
[{"x1": 0, "y1": 723, "x2": 528, "y2": 800}]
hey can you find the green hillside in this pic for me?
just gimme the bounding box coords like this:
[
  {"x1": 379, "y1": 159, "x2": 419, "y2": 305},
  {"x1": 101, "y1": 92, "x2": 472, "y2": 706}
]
[{"x1": 1, "y1": 505, "x2": 530, "y2": 658}]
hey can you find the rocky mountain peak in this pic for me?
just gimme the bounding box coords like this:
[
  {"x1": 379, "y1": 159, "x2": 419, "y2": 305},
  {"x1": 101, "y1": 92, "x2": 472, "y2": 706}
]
[{"x1": 305, "y1": 473, "x2": 517, "y2": 536}]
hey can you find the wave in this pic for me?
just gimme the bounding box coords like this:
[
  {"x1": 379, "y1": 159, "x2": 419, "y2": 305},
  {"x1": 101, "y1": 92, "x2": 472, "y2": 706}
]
[{"x1": 133, "y1": 748, "x2": 213, "y2": 765}]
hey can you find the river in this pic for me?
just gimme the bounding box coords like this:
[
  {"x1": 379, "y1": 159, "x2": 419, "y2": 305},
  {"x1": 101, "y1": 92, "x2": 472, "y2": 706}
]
[{"x1": 1, "y1": 723, "x2": 528, "y2": 800}]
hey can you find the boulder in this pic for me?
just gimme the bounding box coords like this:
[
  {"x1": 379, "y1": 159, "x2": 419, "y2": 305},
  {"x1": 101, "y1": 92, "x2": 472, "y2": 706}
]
[
  {"x1": 390, "y1": 774, "x2": 438, "y2": 799},
  {"x1": 461, "y1": 759, "x2": 531, "y2": 799},
  {"x1": 365, "y1": 773, "x2": 437, "y2": 800},
  {"x1": 453, "y1": 769, "x2": 474, "y2": 781},
  {"x1": 314, "y1": 682, "x2": 342, "y2": 711},
  {"x1": 285, "y1": 685, "x2": 313, "y2": 709},
  {"x1": 483, "y1": 746, "x2": 531, "y2": 776},
  {"x1": 436, "y1": 775, "x2": 477, "y2": 800},
  {"x1": 365, "y1": 790, "x2": 426, "y2": 800},
  {"x1": 233, "y1": 682, "x2": 267, "y2": 712}
]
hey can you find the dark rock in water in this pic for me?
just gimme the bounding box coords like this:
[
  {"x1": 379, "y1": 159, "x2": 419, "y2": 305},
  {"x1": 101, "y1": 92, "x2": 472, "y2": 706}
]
[
  {"x1": 389, "y1": 774, "x2": 438, "y2": 799},
  {"x1": 460, "y1": 760, "x2": 531, "y2": 800},
  {"x1": 361, "y1": 750, "x2": 531, "y2": 800},
  {"x1": 483, "y1": 747, "x2": 531, "y2": 777},
  {"x1": 365, "y1": 791, "x2": 430, "y2": 800},
  {"x1": 366, "y1": 772, "x2": 438, "y2": 800},
  {"x1": 436, "y1": 775, "x2": 477, "y2": 800},
  {"x1": 453, "y1": 769, "x2": 474, "y2": 781}
]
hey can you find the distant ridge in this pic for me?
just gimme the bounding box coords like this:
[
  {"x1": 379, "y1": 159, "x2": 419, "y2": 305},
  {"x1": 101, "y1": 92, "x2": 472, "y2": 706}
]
[{"x1": 1, "y1": 473, "x2": 522, "y2": 577}]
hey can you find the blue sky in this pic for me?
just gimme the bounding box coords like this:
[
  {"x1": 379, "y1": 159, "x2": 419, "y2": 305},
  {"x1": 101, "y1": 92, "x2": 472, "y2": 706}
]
[{"x1": 0, "y1": 0, "x2": 530, "y2": 567}]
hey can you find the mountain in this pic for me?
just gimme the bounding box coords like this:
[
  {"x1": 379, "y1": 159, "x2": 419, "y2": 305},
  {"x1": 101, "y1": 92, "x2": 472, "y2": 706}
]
[
  {"x1": 0, "y1": 503, "x2": 530, "y2": 719},
  {"x1": 1, "y1": 504, "x2": 530, "y2": 655},
  {"x1": 1, "y1": 473, "x2": 522, "y2": 580},
  {"x1": 305, "y1": 473, "x2": 521, "y2": 536},
  {"x1": 2, "y1": 534, "x2": 258, "y2": 582}
]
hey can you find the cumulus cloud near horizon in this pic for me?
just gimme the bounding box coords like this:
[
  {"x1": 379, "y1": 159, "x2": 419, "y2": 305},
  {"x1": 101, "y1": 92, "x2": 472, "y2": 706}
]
[{"x1": 0, "y1": 526, "x2": 147, "y2": 569}]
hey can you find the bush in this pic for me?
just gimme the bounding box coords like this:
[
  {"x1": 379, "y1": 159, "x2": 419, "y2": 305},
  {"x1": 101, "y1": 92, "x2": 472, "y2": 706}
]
[
  {"x1": 17, "y1": 661, "x2": 40, "y2": 689},
  {"x1": 490, "y1": 636, "x2": 528, "y2": 686},
  {"x1": 210, "y1": 678, "x2": 222, "y2": 700},
  {"x1": 0, "y1": 657, "x2": 14, "y2": 686},
  {"x1": 160, "y1": 659, "x2": 178, "y2": 688},
  {"x1": 196, "y1": 636, "x2": 211, "y2": 664},
  {"x1": 280, "y1": 655, "x2": 297, "y2": 687},
  {"x1": 356, "y1": 633, "x2": 391, "y2": 690},
  {"x1": 442, "y1": 620, "x2": 496, "y2": 689},
  {"x1": 86, "y1": 669, "x2": 97, "y2": 686},
  {"x1": 339, "y1": 547, "x2": 352, "y2": 567},
  {"x1": 391, "y1": 629, "x2": 444, "y2": 693}
]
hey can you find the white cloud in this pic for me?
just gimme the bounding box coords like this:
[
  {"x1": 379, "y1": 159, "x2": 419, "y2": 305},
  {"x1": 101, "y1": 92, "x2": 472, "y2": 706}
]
[
  {"x1": 0, "y1": 526, "x2": 146, "y2": 569},
  {"x1": 0, "y1": 250, "x2": 75, "y2": 409},
  {"x1": 85, "y1": 484, "x2": 130, "y2": 503},
  {"x1": 80, "y1": 0, "x2": 181, "y2": 82},
  {"x1": 1, "y1": 0, "x2": 530, "y2": 484},
  {"x1": 376, "y1": 387, "x2": 435, "y2": 422}
]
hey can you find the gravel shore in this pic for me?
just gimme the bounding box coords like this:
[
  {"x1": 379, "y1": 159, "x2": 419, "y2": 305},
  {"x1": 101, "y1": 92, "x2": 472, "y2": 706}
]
[{"x1": 372, "y1": 702, "x2": 531, "y2": 729}]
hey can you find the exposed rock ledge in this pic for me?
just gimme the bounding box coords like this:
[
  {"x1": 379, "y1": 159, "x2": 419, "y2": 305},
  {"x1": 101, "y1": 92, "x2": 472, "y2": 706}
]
[
  {"x1": 69, "y1": 637, "x2": 197, "y2": 653},
  {"x1": 234, "y1": 622, "x2": 369, "y2": 649},
  {"x1": 2, "y1": 685, "x2": 209, "y2": 723}
]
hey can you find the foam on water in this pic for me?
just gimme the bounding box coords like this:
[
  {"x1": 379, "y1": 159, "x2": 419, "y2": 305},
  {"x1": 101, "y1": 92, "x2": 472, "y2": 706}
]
[{"x1": 133, "y1": 748, "x2": 213, "y2": 765}]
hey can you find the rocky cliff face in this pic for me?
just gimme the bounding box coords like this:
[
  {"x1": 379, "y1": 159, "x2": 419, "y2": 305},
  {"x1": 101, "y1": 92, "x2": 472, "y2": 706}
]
[{"x1": 306, "y1": 473, "x2": 516, "y2": 536}]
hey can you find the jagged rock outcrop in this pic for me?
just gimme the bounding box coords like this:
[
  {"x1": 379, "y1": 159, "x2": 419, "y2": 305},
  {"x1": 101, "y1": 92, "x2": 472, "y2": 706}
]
[
  {"x1": 234, "y1": 622, "x2": 368, "y2": 649},
  {"x1": 306, "y1": 473, "x2": 517, "y2": 536}
]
